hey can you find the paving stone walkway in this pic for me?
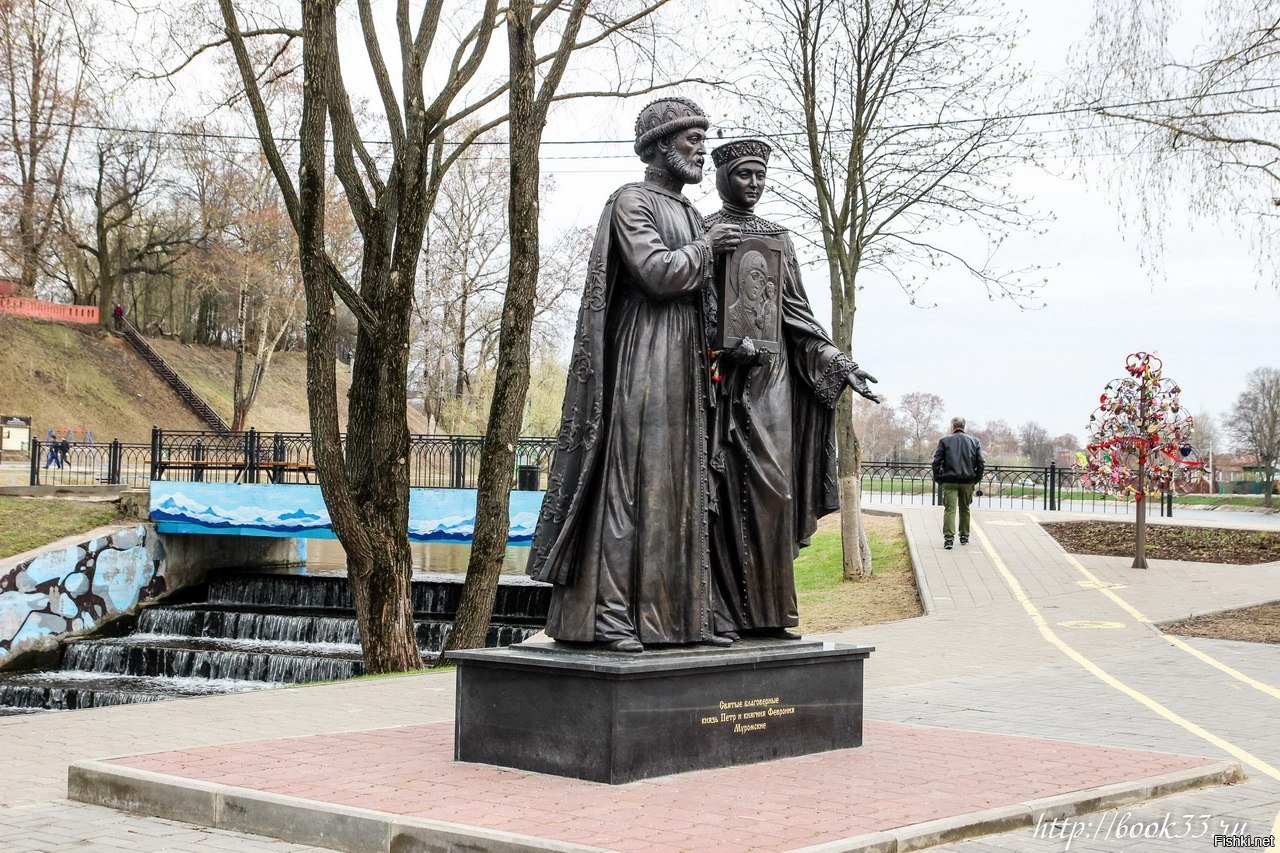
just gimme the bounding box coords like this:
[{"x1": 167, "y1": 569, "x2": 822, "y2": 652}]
[
  {"x1": 1, "y1": 505, "x2": 1277, "y2": 851},
  {"x1": 827, "y1": 508, "x2": 1280, "y2": 851}
]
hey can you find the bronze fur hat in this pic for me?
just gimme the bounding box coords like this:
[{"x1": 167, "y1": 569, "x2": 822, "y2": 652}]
[{"x1": 633, "y1": 97, "x2": 710, "y2": 157}]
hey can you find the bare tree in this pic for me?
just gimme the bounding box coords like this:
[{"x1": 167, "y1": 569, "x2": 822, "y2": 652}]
[
  {"x1": 735, "y1": 0, "x2": 1044, "y2": 578},
  {"x1": 183, "y1": 137, "x2": 302, "y2": 428},
  {"x1": 1228, "y1": 367, "x2": 1280, "y2": 507},
  {"x1": 422, "y1": 219, "x2": 588, "y2": 435},
  {"x1": 900, "y1": 392, "x2": 945, "y2": 462},
  {"x1": 1018, "y1": 421, "x2": 1053, "y2": 467},
  {"x1": 0, "y1": 0, "x2": 91, "y2": 295},
  {"x1": 1192, "y1": 408, "x2": 1224, "y2": 491},
  {"x1": 209, "y1": 0, "x2": 513, "y2": 672},
  {"x1": 416, "y1": 134, "x2": 511, "y2": 414},
  {"x1": 206, "y1": 0, "x2": 699, "y2": 671},
  {"x1": 971, "y1": 418, "x2": 1019, "y2": 463},
  {"x1": 443, "y1": 0, "x2": 591, "y2": 658},
  {"x1": 65, "y1": 134, "x2": 200, "y2": 328},
  {"x1": 1193, "y1": 409, "x2": 1222, "y2": 456},
  {"x1": 1068, "y1": 0, "x2": 1280, "y2": 287},
  {"x1": 851, "y1": 395, "x2": 907, "y2": 461}
]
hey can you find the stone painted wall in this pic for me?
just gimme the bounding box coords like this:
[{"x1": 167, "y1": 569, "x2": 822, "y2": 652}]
[{"x1": 0, "y1": 525, "x2": 164, "y2": 668}]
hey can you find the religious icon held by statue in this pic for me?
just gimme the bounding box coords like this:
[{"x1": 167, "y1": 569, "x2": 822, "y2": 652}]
[{"x1": 716, "y1": 235, "x2": 784, "y2": 353}]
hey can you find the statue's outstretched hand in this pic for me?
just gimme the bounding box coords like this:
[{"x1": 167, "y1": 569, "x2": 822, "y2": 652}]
[{"x1": 846, "y1": 366, "x2": 880, "y2": 403}]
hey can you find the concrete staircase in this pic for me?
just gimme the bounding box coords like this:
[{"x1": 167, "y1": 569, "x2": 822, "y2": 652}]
[{"x1": 118, "y1": 318, "x2": 229, "y2": 433}]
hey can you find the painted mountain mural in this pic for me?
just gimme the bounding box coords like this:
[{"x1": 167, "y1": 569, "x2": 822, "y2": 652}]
[{"x1": 150, "y1": 483, "x2": 544, "y2": 544}]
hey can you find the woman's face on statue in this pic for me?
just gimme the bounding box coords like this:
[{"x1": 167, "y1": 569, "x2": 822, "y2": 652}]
[
  {"x1": 726, "y1": 161, "x2": 767, "y2": 208},
  {"x1": 740, "y1": 253, "x2": 768, "y2": 299}
]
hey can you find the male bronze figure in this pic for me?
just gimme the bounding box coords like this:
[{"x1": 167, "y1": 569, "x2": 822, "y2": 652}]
[
  {"x1": 527, "y1": 97, "x2": 742, "y2": 652},
  {"x1": 704, "y1": 138, "x2": 880, "y2": 641}
]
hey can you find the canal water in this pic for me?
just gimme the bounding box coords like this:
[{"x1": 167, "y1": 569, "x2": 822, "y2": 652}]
[{"x1": 304, "y1": 540, "x2": 531, "y2": 574}]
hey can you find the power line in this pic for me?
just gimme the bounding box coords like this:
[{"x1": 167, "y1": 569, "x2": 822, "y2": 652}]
[{"x1": 1, "y1": 81, "x2": 1275, "y2": 149}]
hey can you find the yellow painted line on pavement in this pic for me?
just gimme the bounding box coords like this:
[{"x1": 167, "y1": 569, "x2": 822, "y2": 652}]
[
  {"x1": 1026, "y1": 513, "x2": 1280, "y2": 702},
  {"x1": 971, "y1": 519, "x2": 1280, "y2": 784}
]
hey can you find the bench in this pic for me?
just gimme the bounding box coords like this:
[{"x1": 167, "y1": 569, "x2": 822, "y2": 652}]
[{"x1": 149, "y1": 459, "x2": 318, "y2": 484}]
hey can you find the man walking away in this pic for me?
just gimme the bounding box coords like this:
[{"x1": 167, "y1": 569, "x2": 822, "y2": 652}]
[{"x1": 931, "y1": 416, "x2": 985, "y2": 549}]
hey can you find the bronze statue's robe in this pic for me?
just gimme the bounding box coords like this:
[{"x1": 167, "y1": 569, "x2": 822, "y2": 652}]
[
  {"x1": 704, "y1": 206, "x2": 855, "y2": 633},
  {"x1": 528, "y1": 181, "x2": 719, "y2": 645}
]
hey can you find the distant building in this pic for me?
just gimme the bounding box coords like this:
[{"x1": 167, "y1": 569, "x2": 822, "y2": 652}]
[
  {"x1": 1, "y1": 415, "x2": 32, "y2": 458},
  {"x1": 0, "y1": 277, "x2": 18, "y2": 297},
  {"x1": 1204, "y1": 452, "x2": 1275, "y2": 495}
]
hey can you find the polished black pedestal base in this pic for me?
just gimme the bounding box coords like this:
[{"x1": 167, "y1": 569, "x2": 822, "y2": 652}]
[{"x1": 451, "y1": 639, "x2": 874, "y2": 784}]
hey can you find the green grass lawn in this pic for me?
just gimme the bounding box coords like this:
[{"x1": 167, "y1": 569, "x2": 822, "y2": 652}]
[
  {"x1": 1174, "y1": 494, "x2": 1276, "y2": 508},
  {"x1": 0, "y1": 496, "x2": 121, "y2": 560},
  {"x1": 794, "y1": 513, "x2": 922, "y2": 634}
]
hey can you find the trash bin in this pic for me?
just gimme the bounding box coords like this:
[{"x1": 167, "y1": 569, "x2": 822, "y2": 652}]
[{"x1": 516, "y1": 465, "x2": 541, "y2": 491}]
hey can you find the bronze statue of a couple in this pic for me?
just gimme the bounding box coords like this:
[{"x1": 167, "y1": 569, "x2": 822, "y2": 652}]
[{"x1": 527, "y1": 96, "x2": 881, "y2": 653}]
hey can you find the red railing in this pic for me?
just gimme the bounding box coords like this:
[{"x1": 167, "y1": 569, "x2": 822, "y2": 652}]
[{"x1": 0, "y1": 297, "x2": 98, "y2": 324}]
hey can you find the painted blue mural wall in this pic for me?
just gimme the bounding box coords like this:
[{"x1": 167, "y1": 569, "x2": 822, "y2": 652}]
[
  {"x1": 1, "y1": 525, "x2": 164, "y2": 668},
  {"x1": 150, "y1": 482, "x2": 544, "y2": 544}
]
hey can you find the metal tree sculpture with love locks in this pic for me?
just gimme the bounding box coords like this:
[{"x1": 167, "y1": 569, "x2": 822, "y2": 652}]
[{"x1": 1082, "y1": 352, "x2": 1203, "y2": 568}]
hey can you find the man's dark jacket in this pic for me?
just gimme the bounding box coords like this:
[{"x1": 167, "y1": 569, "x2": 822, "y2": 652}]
[{"x1": 931, "y1": 431, "x2": 985, "y2": 484}]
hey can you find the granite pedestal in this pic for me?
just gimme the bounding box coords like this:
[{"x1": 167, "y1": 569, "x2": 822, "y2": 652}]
[{"x1": 451, "y1": 639, "x2": 873, "y2": 784}]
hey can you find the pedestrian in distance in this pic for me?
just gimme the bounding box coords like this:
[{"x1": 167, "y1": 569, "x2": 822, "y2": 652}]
[
  {"x1": 58, "y1": 437, "x2": 71, "y2": 468},
  {"x1": 931, "y1": 416, "x2": 985, "y2": 550},
  {"x1": 112, "y1": 304, "x2": 124, "y2": 330},
  {"x1": 43, "y1": 437, "x2": 61, "y2": 469}
]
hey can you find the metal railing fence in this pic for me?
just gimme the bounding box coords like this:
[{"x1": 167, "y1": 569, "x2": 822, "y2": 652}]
[
  {"x1": 860, "y1": 460, "x2": 1174, "y2": 516},
  {"x1": 28, "y1": 439, "x2": 151, "y2": 488},
  {"x1": 27, "y1": 430, "x2": 1174, "y2": 515}
]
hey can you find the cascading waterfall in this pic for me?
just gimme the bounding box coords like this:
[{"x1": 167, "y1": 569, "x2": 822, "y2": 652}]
[
  {"x1": 138, "y1": 608, "x2": 363, "y2": 645},
  {"x1": 0, "y1": 570, "x2": 549, "y2": 714}
]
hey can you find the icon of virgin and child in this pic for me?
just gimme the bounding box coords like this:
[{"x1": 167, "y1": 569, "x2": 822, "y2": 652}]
[{"x1": 527, "y1": 96, "x2": 881, "y2": 653}]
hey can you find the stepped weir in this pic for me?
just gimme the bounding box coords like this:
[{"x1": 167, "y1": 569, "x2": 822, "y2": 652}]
[{"x1": 0, "y1": 570, "x2": 550, "y2": 714}]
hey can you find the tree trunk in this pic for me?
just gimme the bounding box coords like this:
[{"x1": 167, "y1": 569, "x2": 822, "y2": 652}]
[
  {"x1": 343, "y1": 314, "x2": 420, "y2": 670},
  {"x1": 1132, "y1": 458, "x2": 1148, "y2": 569},
  {"x1": 231, "y1": 273, "x2": 248, "y2": 431},
  {"x1": 19, "y1": 181, "x2": 37, "y2": 294},
  {"x1": 837, "y1": 397, "x2": 871, "y2": 579},
  {"x1": 441, "y1": 0, "x2": 538, "y2": 660},
  {"x1": 1133, "y1": 389, "x2": 1148, "y2": 569},
  {"x1": 454, "y1": 291, "x2": 469, "y2": 398},
  {"x1": 94, "y1": 218, "x2": 114, "y2": 328},
  {"x1": 295, "y1": 0, "x2": 420, "y2": 673},
  {"x1": 828, "y1": 237, "x2": 871, "y2": 580}
]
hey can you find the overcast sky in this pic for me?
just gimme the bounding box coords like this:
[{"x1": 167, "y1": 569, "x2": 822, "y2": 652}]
[{"x1": 524, "y1": 0, "x2": 1279, "y2": 443}]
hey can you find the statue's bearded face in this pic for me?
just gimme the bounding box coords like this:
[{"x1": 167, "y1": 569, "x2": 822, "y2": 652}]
[
  {"x1": 659, "y1": 128, "x2": 707, "y2": 184},
  {"x1": 725, "y1": 161, "x2": 767, "y2": 208}
]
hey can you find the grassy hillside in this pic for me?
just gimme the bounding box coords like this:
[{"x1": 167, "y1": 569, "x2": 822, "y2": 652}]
[
  {"x1": 0, "y1": 314, "x2": 205, "y2": 442},
  {"x1": 149, "y1": 338, "x2": 434, "y2": 433},
  {"x1": 0, "y1": 314, "x2": 431, "y2": 442}
]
